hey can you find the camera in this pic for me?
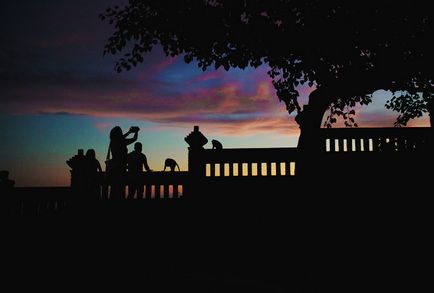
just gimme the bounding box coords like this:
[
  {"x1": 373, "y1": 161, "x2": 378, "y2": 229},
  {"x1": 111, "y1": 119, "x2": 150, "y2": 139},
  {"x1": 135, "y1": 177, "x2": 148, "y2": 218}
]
[{"x1": 130, "y1": 126, "x2": 140, "y2": 132}]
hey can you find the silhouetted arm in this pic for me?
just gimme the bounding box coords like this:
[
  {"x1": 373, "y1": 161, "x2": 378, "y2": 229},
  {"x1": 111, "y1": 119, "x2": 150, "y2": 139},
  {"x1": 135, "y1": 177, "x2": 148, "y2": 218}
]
[
  {"x1": 123, "y1": 129, "x2": 132, "y2": 138},
  {"x1": 142, "y1": 154, "x2": 151, "y2": 172},
  {"x1": 96, "y1": 160, "x2": 102, "y2": 172},
  {"x1": 124, "y1": 132, "x2": 138, "y2": 145}
]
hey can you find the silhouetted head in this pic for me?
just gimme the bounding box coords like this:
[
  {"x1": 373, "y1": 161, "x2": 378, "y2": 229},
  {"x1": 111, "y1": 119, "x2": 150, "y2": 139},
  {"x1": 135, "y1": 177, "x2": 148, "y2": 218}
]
[
  {"x1": 134, "y1": 142, "x2": 142, "y2": 152},
  {"x1": 86, "y1": 149, "x2": 96, "y2": 158},
  {"x1": 0, "y1": 170, "x2": 9, "y2": 180},
  {"x1": 110, "y1": 126, "x2": 123, "y2": 141}
]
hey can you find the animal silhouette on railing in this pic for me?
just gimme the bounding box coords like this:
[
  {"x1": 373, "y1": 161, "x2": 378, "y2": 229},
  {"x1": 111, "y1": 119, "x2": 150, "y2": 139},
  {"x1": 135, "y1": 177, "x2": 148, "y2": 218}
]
[
  {"x1": 211, "y1": 139, "x2": 223, "y2": 150},
  {"x1": 163, "y1": 158, "x2": 180, "y2": 172}
]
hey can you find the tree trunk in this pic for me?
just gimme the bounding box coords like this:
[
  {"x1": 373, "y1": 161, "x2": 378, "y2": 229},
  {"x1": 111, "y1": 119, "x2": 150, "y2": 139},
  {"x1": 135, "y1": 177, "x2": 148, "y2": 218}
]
[
  {"x1": 428, "y1": 99, "x2": 434, "y2": 128},
  {"x1": 295, "y1": 76, "x2": 381, "y2": 150},
  {"x1": 296, "y1": 87, "x2": 332, "y2": 151},
  {"x1": 428, "y1": 99, "x2": 433, "y2": 150}
]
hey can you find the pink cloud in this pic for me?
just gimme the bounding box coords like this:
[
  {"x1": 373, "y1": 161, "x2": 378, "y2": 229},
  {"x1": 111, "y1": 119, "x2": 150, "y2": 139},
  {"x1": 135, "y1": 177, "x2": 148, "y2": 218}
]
[
  {"x1": 94, "y1": 122, "x2": 117, "y2": 133},
  {"x1": 153, "y1": 56, "x2": 178, "y2": 72},
  {"x1": 250, "y1": 81, "x2": 275, "y2": 102},
  {"x1": 296, "y1": 84, "x2": 315, "y2": 99},
  {"x1": 203, "y1": 115, "x2": 300, "y2": 137},
  {"x1": 8, "y1": 75, "x2": 295, "y2": 136},
  {"x1": 4, "y1": 58, "x2": 428, "y2": 141},
  {"x1": 322, "y1": 107, "x2": 430, "y2": 128}
]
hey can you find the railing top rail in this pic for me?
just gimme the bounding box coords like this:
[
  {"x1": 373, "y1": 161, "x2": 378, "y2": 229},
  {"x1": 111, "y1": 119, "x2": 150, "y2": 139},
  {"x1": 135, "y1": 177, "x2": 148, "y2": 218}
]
[
  {"x1": 110, "y1": 171, "x2": 189, "y2": 178},
  {"x1": 199, "y1": 147, "x2": 299, "y2": 163},
  {"x1": 319, "y1": 127, "x2": 431, "y2": 138},
  {"x1": 202, "y1": 147, "x2": 298, "y2": 152}
]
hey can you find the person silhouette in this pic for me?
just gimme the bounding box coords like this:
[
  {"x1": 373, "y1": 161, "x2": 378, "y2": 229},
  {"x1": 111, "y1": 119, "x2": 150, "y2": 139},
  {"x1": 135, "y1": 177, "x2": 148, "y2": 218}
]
[
  {"x1": 0, "y1": 170, "x2": 15, "y2": 191},
  {"x1": 127, "y1": 142, "x2": 152, "y2": 199},
  {"x1": 85, "y1": 149, "x2": 102, "y2": 198},
  {"x1": 1, "y1": 170, "x2": 15, "y2": 215},
  {"x1": 108, "y1": 126, "x2": 139, "y2": 199}
]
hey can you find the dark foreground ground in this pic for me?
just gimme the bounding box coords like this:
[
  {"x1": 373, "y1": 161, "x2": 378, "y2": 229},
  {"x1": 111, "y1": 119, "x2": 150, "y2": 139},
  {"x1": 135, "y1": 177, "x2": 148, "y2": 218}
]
[{"x1": 3, "y1": 175, "x2": 430, "y2": 292}]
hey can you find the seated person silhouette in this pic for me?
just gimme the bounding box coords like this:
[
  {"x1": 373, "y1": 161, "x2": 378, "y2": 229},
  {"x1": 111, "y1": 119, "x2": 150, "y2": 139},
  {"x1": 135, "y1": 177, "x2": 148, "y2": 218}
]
[{"x1": 127, "y1": 142, "x2": 152, "y2": 199}]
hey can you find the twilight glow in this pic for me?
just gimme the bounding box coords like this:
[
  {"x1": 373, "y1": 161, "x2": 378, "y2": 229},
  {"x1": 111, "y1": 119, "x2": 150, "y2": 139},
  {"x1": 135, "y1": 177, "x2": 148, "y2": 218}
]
[{"x1": 0, "y1": 1, "x2": 428, "y2": 186}]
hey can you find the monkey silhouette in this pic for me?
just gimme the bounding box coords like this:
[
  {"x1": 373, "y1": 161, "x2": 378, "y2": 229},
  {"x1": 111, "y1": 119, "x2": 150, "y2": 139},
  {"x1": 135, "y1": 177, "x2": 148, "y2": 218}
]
[
  {"x1": 211, "y1": 139, "x2": 223, "y2": 150},
  {"x1": 163, "y1": 158, "x2": 180, "y2": 172}
]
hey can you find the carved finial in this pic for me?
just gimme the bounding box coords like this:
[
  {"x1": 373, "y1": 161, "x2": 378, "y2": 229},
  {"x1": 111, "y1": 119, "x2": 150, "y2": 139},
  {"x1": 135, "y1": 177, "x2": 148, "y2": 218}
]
[{"x1": 185, "y1": 125, "x2": 208, "y2": 150}]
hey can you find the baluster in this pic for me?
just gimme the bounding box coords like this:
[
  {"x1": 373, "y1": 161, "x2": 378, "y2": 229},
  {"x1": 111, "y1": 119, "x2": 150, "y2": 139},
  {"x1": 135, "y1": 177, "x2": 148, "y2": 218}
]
[
  {"x1": 290, "y1": 162, "x2": 296, "y2": 176},
  {"x1": 145, "y1": 184, "x2": 152, "y2": 199},
  {"x1": 342, "y1": 138, "x2": 347, "y2": 152},
  {"x1": 353, "y1": 138, "x2": 360, "y2": 152},
  {"x1": 210, "y1": 163, "x2": 215, "y2": 177},
  {"x1": 137, "y1": 184, "x2": 145, "y2": 199},
  {"x1": 164, "y1": 185, "x2": 170, "y2": 199},
  {"x1": 173, "y1": 185, "x2": 179, "y2": 198},
  {"x1": 257, "y1": 162, "x2": 262, "y2": 176},
  {"x1": 377, "y1": 137, "x2": 386, "y2": 151},
  {"x1": 362, "y1": 138, "x2": 369, "y2": 152},
  {"x1": 285, "y1": 162, "x2": 291, "y2": 176},
  {"x1": 396, "y1": 136, "x2": 404, "y2": 151},
  {"x1": 205, "y1": 164, "x2": 210, "y2": 177},
  {"x1": 155, "y1": 184, "x2": 161, "y2": 199},
  {"x1": 359, "y1": 138, "x2": 364, "y2": 151},
  {"x1": 337, "y1": 139, "x2": 343, "y2": 152},
  {"x1": 330, "y1": 138, "x2": 337, "y2": 152},
  {"x1": 372, "y1": 137, "x2": 380, "y2": 151}
]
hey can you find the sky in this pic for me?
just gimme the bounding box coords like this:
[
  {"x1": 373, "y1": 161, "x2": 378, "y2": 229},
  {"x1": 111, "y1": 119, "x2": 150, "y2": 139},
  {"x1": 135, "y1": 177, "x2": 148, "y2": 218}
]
[{"x1": 0, "y1": 1, "x2": 429, "y2": 186}]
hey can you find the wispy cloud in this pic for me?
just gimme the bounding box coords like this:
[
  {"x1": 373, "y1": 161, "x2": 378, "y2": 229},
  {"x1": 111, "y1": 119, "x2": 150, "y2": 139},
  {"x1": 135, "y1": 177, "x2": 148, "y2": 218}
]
[
  {"x1": 4, "y1": 59, "x2": 428, "y2": 138},
  {"x1": 28, "y1": 77, "x2": 291, "y2": 136},
  {"x1": 38, "y1": 111, "x2": 87, "y2": 116}
]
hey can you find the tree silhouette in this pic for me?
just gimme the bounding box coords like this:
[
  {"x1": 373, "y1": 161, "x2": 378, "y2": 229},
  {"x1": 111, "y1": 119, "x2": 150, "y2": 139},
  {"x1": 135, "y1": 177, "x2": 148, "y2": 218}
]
[{"x1": 101, "y1": 0, "x2": 433, "y2": 149}]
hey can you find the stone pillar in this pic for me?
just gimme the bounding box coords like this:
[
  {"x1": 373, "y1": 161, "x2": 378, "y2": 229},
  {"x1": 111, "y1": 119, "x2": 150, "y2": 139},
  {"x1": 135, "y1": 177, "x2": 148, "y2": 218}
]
[
  {"x1": 66, "y1": 149, "x2": 86, "y2": 193},
  {"x1": 184, "y1": 126, "x2": 208, "y2": 197}
]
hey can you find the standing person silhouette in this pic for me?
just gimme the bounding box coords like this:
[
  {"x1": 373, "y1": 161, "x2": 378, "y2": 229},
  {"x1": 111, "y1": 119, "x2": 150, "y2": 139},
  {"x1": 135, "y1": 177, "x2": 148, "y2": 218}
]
[
  {"x1": 0, "y1": 170, "x2": 15, "y2": 215},
  {"x1": 127, "y1": 142, "x2": 152, "y2": 199},
  {"x1": 0, "y1": 170, "x2": 15, "y2": 193},
  {"x1": 108, "y1": 126, "x2": 139, "y2": 199},
  {"x1": 84, "y1": 149, "x2": 102, "y2": 199}
]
